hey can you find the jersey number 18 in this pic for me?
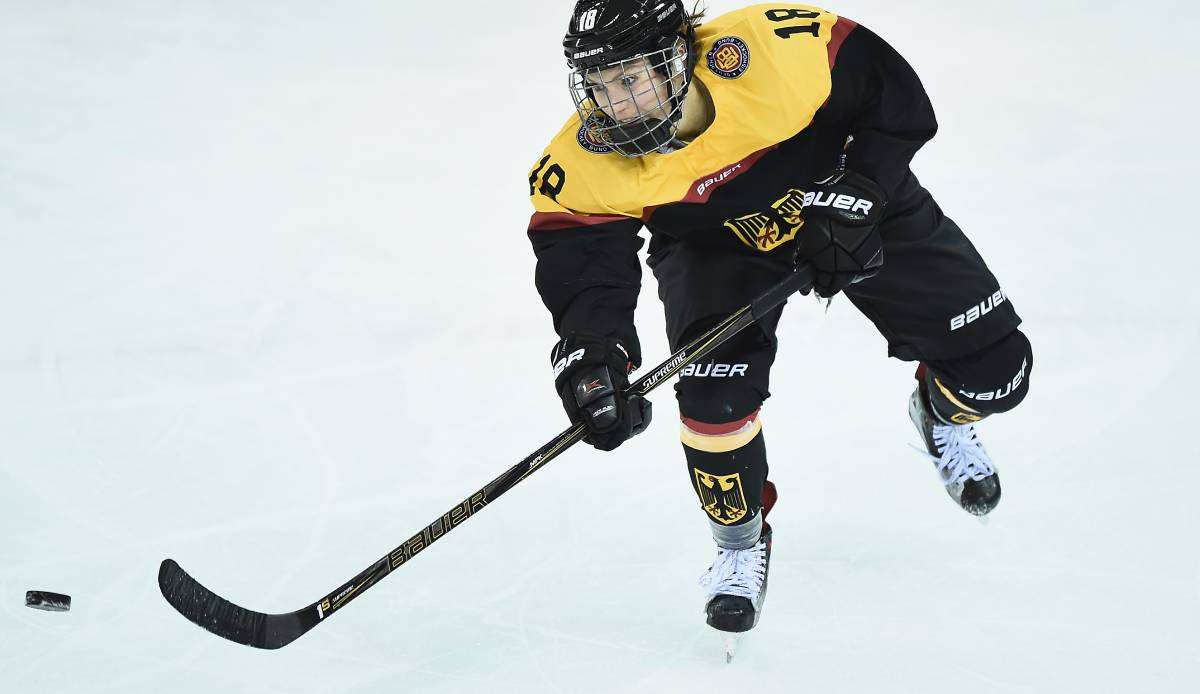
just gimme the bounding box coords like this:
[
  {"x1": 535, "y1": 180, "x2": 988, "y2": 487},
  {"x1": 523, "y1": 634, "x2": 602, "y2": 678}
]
[{"x1": 765, "y1": 8, "x2": 821, "y2": 39}]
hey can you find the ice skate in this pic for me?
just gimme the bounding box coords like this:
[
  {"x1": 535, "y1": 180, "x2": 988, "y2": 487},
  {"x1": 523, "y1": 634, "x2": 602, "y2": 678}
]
[
  {"x1": 696, "y1": 479, "x2": 777, "y2": 663},
  {"x1": 700, "y1": 525, "x2": 772, "y2": 652},
  {"x1": 909, "y1": 386, "x2": 1001, "y2": 516}
]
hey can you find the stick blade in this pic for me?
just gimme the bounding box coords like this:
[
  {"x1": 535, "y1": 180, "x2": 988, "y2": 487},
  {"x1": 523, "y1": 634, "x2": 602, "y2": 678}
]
[{"x1": 158, "y1": 559, "x2": 311, "y2": 650}]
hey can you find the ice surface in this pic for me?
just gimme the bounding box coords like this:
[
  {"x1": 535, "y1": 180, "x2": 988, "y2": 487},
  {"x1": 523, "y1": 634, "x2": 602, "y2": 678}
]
[{"x1": 2, "y1": 1, "x2": 1198, "y2": 692}]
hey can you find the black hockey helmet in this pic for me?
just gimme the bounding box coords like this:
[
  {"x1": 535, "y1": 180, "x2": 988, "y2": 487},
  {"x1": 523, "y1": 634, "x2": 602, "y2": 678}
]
[{"x1": 564, "y1": 0, "x2": 697, "y2": 157}]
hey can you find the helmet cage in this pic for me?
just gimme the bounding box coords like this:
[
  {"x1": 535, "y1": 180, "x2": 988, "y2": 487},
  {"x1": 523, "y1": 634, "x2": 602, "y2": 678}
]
[{"x1": 568, "y1": 36, "x2": 691, "y2": 157}]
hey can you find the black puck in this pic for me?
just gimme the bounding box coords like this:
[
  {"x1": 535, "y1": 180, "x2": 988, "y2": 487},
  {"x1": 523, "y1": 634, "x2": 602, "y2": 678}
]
[{"x1": 26, "y1": 591, "x2": 71, "y2": 612}]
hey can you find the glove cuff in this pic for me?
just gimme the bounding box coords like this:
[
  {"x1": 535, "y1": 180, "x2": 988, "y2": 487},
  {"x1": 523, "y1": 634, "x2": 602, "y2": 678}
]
[
  {"x1": 550, "y1": 333, "x2": 638, "y2": 392},
  {"x1": 801, "y1": 170, "x2": 887, "y2": 226}
]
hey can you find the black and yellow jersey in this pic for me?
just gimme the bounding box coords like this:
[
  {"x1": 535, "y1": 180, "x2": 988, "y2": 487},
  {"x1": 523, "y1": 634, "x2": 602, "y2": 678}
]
[{"x1": 527, "y1": 4, "x2": 938, "y2": 358}]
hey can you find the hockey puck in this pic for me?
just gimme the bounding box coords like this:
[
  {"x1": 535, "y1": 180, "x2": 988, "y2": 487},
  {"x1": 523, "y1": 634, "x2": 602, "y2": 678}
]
[{"x1": 26, "y1": 591, "x2": 71, "y2": 612}]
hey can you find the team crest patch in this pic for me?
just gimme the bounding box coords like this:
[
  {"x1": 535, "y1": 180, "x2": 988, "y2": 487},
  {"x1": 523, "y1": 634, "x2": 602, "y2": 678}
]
[
  {"x1": 706, "y1": 36, "x2": 750, "y2": 79},
  {"x1": 724, "y1": 188, "x2": 806, "y2": 252},
  {"x1": 576, "y1": 115, "x2": 614, "y2": 154},
  {"x1": 694, "y1": 469, "x2": 749, "y2": 525}
]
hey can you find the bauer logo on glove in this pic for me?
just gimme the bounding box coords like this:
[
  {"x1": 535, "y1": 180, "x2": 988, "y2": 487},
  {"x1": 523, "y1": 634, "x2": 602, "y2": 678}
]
[
  {"x1": 796, "y1": 169, "x2": 887, "y2": 298},
  {"x1": 801, "y1": 189, "x2": 875, "y2": 219}
]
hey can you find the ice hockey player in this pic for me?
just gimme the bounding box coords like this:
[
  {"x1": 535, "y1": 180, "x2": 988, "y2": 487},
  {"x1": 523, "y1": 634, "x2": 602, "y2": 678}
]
[{"x1": 526, "y1": 0, "x2": 1034, "y2": 643}]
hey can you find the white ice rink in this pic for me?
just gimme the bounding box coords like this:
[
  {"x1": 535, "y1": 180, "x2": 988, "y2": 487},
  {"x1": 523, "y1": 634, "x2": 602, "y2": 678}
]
[{"x1": 2, "y1": 1, "x2": 1198, "y2": 691}]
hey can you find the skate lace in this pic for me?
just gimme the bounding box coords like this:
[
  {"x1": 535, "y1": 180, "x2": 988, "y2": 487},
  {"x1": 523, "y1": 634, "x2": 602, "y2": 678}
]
[
  {"x1": 924, "y1": 422, "x2": 994, "y2": 486},
  {"x1": 698, "y1": 541, "x2": 767, "y2": 601}
]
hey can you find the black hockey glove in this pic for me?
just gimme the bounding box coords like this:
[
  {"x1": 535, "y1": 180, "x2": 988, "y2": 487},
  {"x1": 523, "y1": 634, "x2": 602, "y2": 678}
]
[
  {"x1": 551, "y1": 334, "x2": 652, "y2": 452},
  {"x1": 796, "y1": 169, "x2": 887, "y2": 298}
]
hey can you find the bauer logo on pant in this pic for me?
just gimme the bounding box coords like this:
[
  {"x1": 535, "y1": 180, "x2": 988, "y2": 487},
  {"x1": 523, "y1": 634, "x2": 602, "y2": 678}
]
[
  {"x1": 694, "y1": 470, "x2": 748, "y2": 524},
  {"x1": 949, "y1": 290, "x2": 1007, "y2": 331}
]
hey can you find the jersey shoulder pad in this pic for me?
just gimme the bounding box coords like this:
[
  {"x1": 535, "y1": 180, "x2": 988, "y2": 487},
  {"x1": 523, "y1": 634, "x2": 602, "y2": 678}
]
[
  {"x1": 695, "y1": 5, "x2": 843, "y2": 130},
  {"x1": 527, "y1": 114, "x2": 647, "y2": 219},
  {"x1": 703, "y1": 4, "x2": 839, "y2": 48}
]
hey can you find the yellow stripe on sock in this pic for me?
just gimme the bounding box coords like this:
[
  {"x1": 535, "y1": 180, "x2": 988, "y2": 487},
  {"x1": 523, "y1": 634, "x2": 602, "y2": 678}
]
[
  {"x1": 680, "y1": 418, "x2": 763, "y2": 453},
  {"x1": 935, "y1": 378, "x2": 981, "y2": 414}
]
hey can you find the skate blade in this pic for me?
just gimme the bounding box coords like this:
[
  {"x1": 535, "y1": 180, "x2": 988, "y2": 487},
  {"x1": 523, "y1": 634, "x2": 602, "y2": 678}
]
[{"x1": 723, "y1": 634, "x2": 740, "y2": 663}]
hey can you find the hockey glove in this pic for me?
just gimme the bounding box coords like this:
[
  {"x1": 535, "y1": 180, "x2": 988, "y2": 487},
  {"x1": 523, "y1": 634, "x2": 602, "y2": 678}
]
[
  {"x1": 551, "y1": 334, "x2": 652, "y2": 452},
  {"x1": 796, "y1": 169, "x2": 887, "y2": 298}
]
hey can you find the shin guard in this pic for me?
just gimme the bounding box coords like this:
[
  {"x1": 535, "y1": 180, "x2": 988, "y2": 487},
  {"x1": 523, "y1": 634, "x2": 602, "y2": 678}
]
[{"x1": 681, "y1": 411, "x2": 770, "y2": 549}]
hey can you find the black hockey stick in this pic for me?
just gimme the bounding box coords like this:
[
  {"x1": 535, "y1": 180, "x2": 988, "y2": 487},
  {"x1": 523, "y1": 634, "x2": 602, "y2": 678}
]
[{"x1": 158, "y1": 263, "x2": 814, "y2": 649}]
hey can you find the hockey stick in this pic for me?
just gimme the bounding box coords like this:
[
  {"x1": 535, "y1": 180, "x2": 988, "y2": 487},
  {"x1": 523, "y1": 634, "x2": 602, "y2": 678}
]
[{"x1": 158, "y1": 263, "x2": 814, "y2": 649}]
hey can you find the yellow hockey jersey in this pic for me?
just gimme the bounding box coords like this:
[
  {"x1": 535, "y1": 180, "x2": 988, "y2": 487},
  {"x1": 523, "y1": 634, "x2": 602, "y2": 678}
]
[{"x1": 527, "y1": 4, "x2": 937, "y2": 356}]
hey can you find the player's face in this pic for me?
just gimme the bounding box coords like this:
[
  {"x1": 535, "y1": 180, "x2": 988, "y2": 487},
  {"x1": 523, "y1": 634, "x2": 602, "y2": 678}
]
[{"x1": 587, "y1": 55, "x2": 679, "y2": 123}]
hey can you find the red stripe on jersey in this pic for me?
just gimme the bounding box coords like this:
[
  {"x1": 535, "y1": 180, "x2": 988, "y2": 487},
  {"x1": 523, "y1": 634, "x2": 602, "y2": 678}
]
[
  {"x1": 640, "y1": 145, "x2": 779, "y2": 221},
  {"x1": 681, "y1": 408, "x2": 761, "y2": 436},
  {"x1": 528, "y1": 211, "x2": 630, "y2": 232},
  {"x1": 827, "y1": 17, "x2": 859, "y2": 67},
  {"x1": 680, "y1": 147, "x2": 776, "y2": 205}
]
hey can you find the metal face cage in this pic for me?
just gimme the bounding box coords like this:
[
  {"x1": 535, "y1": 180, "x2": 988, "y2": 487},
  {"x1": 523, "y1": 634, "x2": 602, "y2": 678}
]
[{"x1": 568, "y1": 37, "x2": 691, "y2": 157}]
